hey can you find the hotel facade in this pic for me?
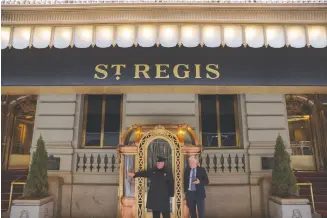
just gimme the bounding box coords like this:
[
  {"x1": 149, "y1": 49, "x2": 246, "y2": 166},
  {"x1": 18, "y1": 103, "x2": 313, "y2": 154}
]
[{"x1": 1, "y1": 1, "x2": 327, "y2": 217}]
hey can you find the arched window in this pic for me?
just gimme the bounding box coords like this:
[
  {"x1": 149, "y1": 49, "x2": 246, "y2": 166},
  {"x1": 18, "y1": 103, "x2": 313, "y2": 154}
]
[{"x1": 1, "y1": 95, "x2": 37, "y2": 170}]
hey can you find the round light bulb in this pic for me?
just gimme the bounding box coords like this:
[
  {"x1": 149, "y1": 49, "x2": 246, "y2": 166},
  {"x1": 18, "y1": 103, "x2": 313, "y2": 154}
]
[
  {"x1": 81, "y1": 30, "x2": 91, "y2": 39},
  {"x1": 142, "y1": 27, "x2": 153, "y2": 39},
  {"x1": 183, "y1": 27, "x2": 193, "y2": 38},
  {"x1": 225, "y1": 27, "x2": 235, "y2": 38},
  {"x1": 23, "y1": 31, "x2": 30, "y2": 40},
  {"x1": 266, "y1": 28, "x2": 277, "y2": 40},
  {"x1": 42, "y1": 30, "x2": 51, "y2": 39},
  {"x1": 204, "y1": 27, "x2": 215, "y2": 38},
  {"x1": 164, "y1": 27, "x2": 173, "y2": 39},
  {"x1": 310, "y1": 28, "x2": 321, "y2": 39},
  {"x1": 62, "y1": 31, "x2": 71, "y2": 39},
  {"x1": 122, "y1": 28, "x2": 132, "y2": 39},
  {"x1": 246, "y1": 28, "x2": 256, "y2": 40}
]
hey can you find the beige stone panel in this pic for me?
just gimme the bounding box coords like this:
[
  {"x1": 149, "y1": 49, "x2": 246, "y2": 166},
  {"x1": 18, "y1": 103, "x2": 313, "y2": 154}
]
[
  {"x1": 35, "y1": 116, "x2": 75, "y2": 129},
  {"x1": 249, "y1": 155, "x2": 267, "y2": 172},
  {"x1": 51, "y1": 154, "x2": 73, "y2": 172},
  {"x1": 205, "y1": 186, "x2": 251, "y2": 218},
  {"x1": 39, "y1": 94, "x2": 77, "y2": 102},
  {"x1": 247, "y1": 116, "x2": 286, "y2": 129},
  {"x1": 61, "y1": 184, "x2": 72, "y2": 218},
  {"x1": 245, "y1": 94, "x2": 284, "y2": 102},
  {"x1": 261, "y1": 176, "x2": 272, "y2": 218},
  {"x1": 71, "y1": 185, "x2": 118, "y2": 218},
  {"x1": 246, "y1": 103, "x2": 285, "y2": 115},
  {"x1": 250, "y1": 185, "x2": 262, "y2": 218},
  {"x1": 73, "y1": 174, "x2": 119, "y2": 184},
  {"x1": 48, "y1": 176, "x2": 63, "y2": 218},
  {"x1": 125, "y1": 102, "x2": 195, "y2": 115},
  {"x1": 126, "y1": 94, "x2": 196, "y2": 102},
  {"x1": 34, "y1": 129, "x2": 73, "y2": 143},
  {"x1": 248, "y1": 129, "x2": 288, "y2": 142},
  {"x1": 37, "y1": 102, "x2": 76, "y2": 115},
  {"x1": 124, "y1": 115, "x2": 196, "y2": 128}
]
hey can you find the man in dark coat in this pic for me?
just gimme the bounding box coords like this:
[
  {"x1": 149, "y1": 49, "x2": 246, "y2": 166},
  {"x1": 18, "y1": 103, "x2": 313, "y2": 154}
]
[
  {"x1": 128, "y1": 156, "x2": 174, "y2": 218},
  {"x1": 184, "y1": 155, "x2": 209, "y2": 218}
]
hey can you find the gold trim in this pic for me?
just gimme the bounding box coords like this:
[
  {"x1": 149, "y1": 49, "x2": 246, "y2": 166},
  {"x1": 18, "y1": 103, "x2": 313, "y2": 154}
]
[
  {"x1": 234, "y1": 95, "x2": 240, "y2": 148},
  {"x1": 3, "y1": 86, "x2": 327, "y2": 95},
  {"x1": 198, "y1": 95, "x2": 203, "y2": 146},
  {"x1": 100, "y1": 95, "x2": 106, "y2": 148},
  {"x1": 119, "y1": 95, "x2": 123, "y2": 147},
  {"x1": 8, "y1": 181, "x2": 26, "y2": 212},
  {"x1": 82, "y1": 95, "x2": 88, "y2": 147},
  {"x1": 136, "y1": 126, "x2": 182, "y2": 218},
  {"x1": 218, "y1": 95, "x2": 240, "y2": 148},
  {"x1": 296, "y1": 182, "x2": 316, "y2": 213},
  {"x1": 216, "y1": 97, "x2": 222, "y2": 148}
]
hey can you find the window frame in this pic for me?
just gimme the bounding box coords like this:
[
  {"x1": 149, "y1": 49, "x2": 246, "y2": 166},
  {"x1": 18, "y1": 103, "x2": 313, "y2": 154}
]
[
  {"x1": 82, "y1": 95, "x2": 123, "y2": 149},
  {"x1": 199, "y1": 94, "x2": 240, "y2": 148}
]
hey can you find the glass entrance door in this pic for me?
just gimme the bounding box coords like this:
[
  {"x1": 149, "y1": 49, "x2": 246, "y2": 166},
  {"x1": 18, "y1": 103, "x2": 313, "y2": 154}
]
[{"x1": 1, "y1": 95, "x2": 37, "y2": 170}]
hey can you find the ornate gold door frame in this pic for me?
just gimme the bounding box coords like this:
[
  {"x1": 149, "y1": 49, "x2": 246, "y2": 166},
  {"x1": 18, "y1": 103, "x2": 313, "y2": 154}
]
[{"x1": 135, "y1": 125, "x2": 183, "y2": 218}]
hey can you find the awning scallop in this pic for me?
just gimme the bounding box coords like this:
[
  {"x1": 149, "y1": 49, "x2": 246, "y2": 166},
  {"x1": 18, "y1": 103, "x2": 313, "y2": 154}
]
[{"x1": 1, "y1": 24, "x2": 327, "y2": 49}]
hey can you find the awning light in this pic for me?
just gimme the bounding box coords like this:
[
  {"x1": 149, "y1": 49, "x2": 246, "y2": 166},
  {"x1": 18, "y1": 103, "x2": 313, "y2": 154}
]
[{"x1": 2, "y1": 24, "x2": 326, "y2": 49}]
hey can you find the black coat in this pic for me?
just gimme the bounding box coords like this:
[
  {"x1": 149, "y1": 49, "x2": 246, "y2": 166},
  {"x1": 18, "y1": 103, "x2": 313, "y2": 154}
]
[
  {"x1": 134, "y1": 168, "x2": 174, "y2": 212},
  {"x1": 183, "y1": 166, "x2": 209, "y2": 199}
]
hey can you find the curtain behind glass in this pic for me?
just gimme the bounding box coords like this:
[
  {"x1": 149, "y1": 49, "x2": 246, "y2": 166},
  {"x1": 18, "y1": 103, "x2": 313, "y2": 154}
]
[{"x1": 123, "y1": 155, "x2": 135, "y2": 197}]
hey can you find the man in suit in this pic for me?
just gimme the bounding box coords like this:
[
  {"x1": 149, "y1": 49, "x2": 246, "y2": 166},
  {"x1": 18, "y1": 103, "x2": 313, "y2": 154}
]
[
  {"x1": 184, "y1": 155, "x2": 209, "y2": 218},
  {"x1": 128, "y1": 156, "x2": 174, "y2": 218}
]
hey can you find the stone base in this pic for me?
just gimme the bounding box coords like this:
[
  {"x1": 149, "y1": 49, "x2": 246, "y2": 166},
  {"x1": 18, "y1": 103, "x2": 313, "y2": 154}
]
[
  {"x1": 10, "y1": 196, "x2": 54, "y2": 218},
  {"x1": 269, "y1": 196, "x2": 312, "y2": 218}
]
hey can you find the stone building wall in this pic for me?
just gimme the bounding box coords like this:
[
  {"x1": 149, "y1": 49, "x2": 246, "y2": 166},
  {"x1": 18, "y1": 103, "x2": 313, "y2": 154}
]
[{"x1": 31, "y1": 93, "x2": 290, "y2": 218}]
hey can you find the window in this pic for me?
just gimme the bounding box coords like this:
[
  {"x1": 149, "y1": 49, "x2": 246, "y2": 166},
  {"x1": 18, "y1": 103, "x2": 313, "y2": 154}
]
[
  {"x1": 83, "y1": 95, "x2": 122, "y2": 148},
  {"x1": 286, "y1": 95, "x2": 314, "y2": 156},
  {"x1": 199, "y1": 95, "x2": 239, "y2": 147}
]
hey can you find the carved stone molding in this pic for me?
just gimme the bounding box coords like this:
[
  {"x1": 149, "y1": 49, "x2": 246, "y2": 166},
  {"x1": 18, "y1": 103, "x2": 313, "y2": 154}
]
[{"x1": 2, "y1": 6, "x2": 327, "y2": 25}]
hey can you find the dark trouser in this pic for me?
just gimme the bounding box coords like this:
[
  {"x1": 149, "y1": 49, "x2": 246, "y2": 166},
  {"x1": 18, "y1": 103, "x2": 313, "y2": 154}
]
[
  {"x1": 186, "y1": 191, "x2": 205, "y2": 218},
  {"x1": 152, "y1": 211, "x2": 170, "y2": 218}
]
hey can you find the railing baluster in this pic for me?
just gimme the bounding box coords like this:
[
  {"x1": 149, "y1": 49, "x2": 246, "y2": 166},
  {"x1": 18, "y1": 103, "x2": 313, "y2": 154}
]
[
  {"x1": 205, "y1": 154, "x2": 210, "y2": 173},
  {"x1": 220, "y1": 154, "x2": 224, "y2": 172},
  {"x1": 230, "y1": 154, "x2": 237, "y2": 173}
]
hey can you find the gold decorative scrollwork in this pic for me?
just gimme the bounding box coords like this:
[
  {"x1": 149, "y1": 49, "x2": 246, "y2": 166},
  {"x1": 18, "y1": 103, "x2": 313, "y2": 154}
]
[{"x1": 136, "y1": 125, "x2": 182, "y2": 218}]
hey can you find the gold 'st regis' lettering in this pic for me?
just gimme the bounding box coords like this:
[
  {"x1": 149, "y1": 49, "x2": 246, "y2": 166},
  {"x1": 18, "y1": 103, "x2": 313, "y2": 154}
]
[
  {"x1": 134, "y1": 64, "x2": 150, "y2": 79},
  {"x1": 94, "y1": 64, "x2": 108, "y2": 79},
  {"x1": 94, "y1": 64, "x2": 221, "y2": 80},
  {"x1": 205, "y1": 64, "x2": 220, "y2": 79}
]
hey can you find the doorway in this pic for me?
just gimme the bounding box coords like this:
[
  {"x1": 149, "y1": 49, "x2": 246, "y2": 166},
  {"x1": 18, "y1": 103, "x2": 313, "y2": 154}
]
[
  {"x1": 145, "y1": 138, "x2": 173, "y2": 218},
  {"x1": 118, "y1": 124, "x2": 201, "y2": 218},
  {"x1": 286, "y1": 94, "x2": 327, "y2": 171},
  {"x1": 1, "y1": 95, "x2": 37, "y2": 170}
]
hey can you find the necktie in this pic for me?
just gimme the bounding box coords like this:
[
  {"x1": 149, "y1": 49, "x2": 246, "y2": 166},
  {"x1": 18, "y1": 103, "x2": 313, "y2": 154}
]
[{"x1": 190, "y1": 168, "x2": 196, "y2": 191}]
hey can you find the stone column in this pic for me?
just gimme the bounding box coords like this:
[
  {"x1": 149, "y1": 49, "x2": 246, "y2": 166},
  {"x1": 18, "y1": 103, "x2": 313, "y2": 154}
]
[
  {"x1": 243, "y1": 94, "x2": 290, "y2": 217},
  {"x1": 31, "y1": 94, "x2": 83, "y2": 217}
]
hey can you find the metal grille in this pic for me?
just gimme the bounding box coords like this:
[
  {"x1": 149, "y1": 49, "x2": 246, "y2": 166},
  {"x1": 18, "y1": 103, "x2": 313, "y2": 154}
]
[{"x1": 136, "y1": 126, "x2": 182, "y2": 218}]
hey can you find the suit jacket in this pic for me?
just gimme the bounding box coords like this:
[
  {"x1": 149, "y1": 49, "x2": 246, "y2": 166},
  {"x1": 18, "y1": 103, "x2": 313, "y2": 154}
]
[{"x1": 184, "y1": 166, "x2": 209, "y2": 199}]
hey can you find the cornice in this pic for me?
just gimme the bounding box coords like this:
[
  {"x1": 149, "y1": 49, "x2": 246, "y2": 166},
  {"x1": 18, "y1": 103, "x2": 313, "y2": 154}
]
[{"x1": 2, "y1": 4, "x2": 327, "y2": 25}]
